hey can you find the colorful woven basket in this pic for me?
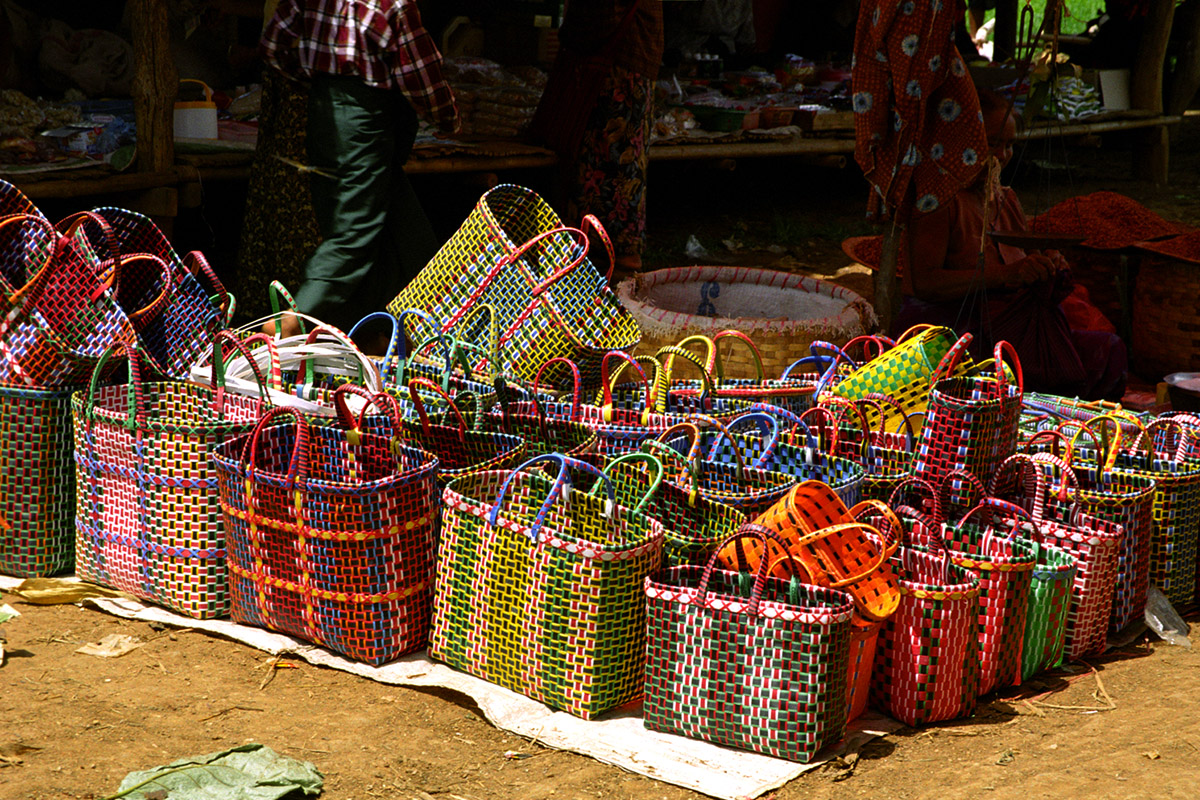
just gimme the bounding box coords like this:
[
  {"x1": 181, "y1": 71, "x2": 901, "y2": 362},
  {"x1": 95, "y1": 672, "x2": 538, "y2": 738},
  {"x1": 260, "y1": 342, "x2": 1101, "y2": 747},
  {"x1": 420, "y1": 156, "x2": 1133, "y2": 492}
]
[
  {"x1": 991, "y1": 453, "x2": 1122, "y2": 661},
  {"x1": 430, "y1": 454, "x2": 664, "y2": 719},
  {"x1": 825, "y1": 325, "x2": 975, "y2": 435},
  {"x1": 64, "y1": 208, "x2": 232, "y2": 379},
  {"x1": 72, "y1": 337, "x2": 266, "y2": 619},
  {"x1": 940, "y1": 499, "x2": 1038, "y2": 695},
  {"x1": 1021, "y1": 538, "x2": 1077, "y2": 681},
  {"x1": 387, "y1": 184, "x2": 640, "y2": 390},
  {"x1": 0, "y1": 213, "x2": 139, "y2": 388},
  {"x1": 212, "y1": 406, "x2": 440, "y2": 664},
  {"x1": 869, "y1": 537, "x2": 981, "y2": 726},
  {"x1": 644, "y1": 523, "x2": 854, "y2": 762},
  {"x1": 0, "y1": 383, "x2": 76, "y2": 577},
  {"x1": 914, "y1": 340, "x2": 1023, "y2": 515}
]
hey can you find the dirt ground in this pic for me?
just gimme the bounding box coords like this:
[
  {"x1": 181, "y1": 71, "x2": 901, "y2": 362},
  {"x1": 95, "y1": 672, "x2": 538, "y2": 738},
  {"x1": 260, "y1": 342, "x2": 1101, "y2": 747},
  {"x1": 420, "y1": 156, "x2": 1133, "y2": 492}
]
[{"x1": 4, "y1": 120, "x2": 1200, "y2": 800}]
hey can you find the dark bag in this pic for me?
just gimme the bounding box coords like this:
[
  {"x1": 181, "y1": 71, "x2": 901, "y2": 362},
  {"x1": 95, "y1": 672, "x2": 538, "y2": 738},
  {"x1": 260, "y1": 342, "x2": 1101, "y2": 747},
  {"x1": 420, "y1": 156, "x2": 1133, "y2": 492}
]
[{"x1": 989, "y1": 274, "x2": 1087, "y2": 396}]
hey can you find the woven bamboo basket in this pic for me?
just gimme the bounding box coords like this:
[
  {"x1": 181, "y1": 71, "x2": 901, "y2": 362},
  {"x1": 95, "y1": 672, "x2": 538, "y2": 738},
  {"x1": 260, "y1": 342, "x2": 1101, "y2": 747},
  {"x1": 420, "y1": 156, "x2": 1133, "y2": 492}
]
[
  {"x1": 617, "y1": 266, "x2": 877, "y2": 379},
  {"x1": 1131, "y1": 256, "x2": 1200, "y2": 382}
]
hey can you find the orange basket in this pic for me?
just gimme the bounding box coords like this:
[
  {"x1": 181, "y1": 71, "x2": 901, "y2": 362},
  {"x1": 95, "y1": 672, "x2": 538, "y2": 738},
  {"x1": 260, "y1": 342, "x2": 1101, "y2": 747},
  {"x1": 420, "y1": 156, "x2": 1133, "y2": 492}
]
[
  {"x1": 847, "y1": 616, "x2": 881, "y2": 722},
  {"x1": 717, "y1": 481, "x2": 901, "y2": 621}
]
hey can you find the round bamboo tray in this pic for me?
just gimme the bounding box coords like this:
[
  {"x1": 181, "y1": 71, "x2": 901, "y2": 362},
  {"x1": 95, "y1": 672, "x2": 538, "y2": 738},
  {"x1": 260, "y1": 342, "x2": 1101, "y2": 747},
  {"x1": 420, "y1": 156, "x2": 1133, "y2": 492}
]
[
  {"x1": 1131, "y1": 255, "x2": 1200, "y2": 382},
  {"x1": 617, "y1": 266, "x2": 877, "y2": 379}
]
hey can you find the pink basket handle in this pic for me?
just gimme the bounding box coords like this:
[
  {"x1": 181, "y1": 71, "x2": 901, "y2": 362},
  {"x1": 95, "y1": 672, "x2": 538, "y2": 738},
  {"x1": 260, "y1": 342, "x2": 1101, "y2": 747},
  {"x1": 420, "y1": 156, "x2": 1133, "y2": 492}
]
[
  {"x1": 956, "y1": 497, "x2": 1038, "y2": 558},
  {"x1": 408, "y1": 376, "x2": 468, "y2": 437},
  {"x1": 1021, "y1": 428, "x2": 1076, "y2": 464},
  {"x1": 842, "y1": 334, "x2": 893, "y2": 363},
  {"x1": 887, "y1": 476, "x2": 944, "y2": 527},
  {"x1": 1134, "y1": 416, "x2": 1193, "y2": 464},
  {"x1": 245, "y1": 405, "x2": 311, "y2": 487},
  {"x1": 798, "y1": 404, "x2": 844, "y2": 455},
  {"x1": 238, "y1": 332, "x2": 285, "y2": 390},
  {"x1": 533, "y1": 356, "x2": 584, "y2": 422},
  {"x1": 332, "y1": 382, "x2": 404, "y2": 433}
]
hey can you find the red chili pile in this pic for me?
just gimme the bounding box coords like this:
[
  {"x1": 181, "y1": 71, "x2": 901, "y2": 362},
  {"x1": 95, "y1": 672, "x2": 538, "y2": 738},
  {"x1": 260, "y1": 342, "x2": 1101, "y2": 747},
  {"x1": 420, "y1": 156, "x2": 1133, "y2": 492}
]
[
  {"x1": 1029, "y1": 191, "x2": 1191, "y2": 250},
  {"x1": 1136, "y1": 230, "x2": 1200, "y2": 265}
]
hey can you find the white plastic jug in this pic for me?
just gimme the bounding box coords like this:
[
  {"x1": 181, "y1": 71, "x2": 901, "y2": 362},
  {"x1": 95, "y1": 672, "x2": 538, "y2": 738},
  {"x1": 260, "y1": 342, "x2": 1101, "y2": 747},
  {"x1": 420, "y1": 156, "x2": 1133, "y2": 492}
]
[{"x1": 173, "y1": 79, "x2": 218, "y2": 139}]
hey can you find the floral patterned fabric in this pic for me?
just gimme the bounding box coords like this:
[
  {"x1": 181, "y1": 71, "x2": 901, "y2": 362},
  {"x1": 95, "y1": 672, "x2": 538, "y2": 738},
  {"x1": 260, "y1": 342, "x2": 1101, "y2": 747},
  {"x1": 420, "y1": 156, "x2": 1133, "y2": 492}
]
[
  {"x1": 853, "y1": 0, "x2": 988, "y2": 220},
  {"x1": 565, "y1": 65, "x2": 654, "y2": 259}
]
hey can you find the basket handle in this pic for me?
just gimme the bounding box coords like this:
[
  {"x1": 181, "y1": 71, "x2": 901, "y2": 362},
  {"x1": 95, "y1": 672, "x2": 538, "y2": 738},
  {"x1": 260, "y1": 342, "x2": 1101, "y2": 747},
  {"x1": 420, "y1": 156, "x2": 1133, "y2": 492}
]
[
  {"x1": 533, "y1": 356, "x2": 584, "y2": 422},
  {"x1": 408, "y1": 376, "x2": 468, "y2": 437},
  {"x1": 0, "y1": 214, "x2": 71, "y2": 306},
  {"x1": 930, "y1": 331, "x2": 974, "y2": 385},
  {"x1": 939, "y1": 469, "x2": 988, "y2": 517},
  {"x1": 1065, "y1": 413, "x2": 1134, "y2": 471},
  {"x1": 103, "y1": 252, "x2": 174, "y2": 329},
  {"x1": 183, "y1": 250, "x2": 234, "y2": 325},
  {"x1": 652, "y1": 345, "x2": 716, "y2": 412},
  {"x1": 1021, "y1": 428, "x2": 1076, "y2": 464},
  {"x1": 412, "y1": 331, "x2": 483, "y2": 390},
  {"x1": 498, "y1": 225, "x2": 590, "y2": 296},
  {"x1": 808, "y1": 340, "x2": 856, "y2": 397},
  {"x1": 453, "y1": 301, "x2": 502, "y2": 378},
  {"x1": 794, "y1": 521, "x2": 892, "y2": 589},
  {"x1": 698, "y1": 522, "x2": 807, "y2": 617},
  {"x1": 349, "y1": 311, "x2": 404, "y2": 381},
  {"x1": 209, "y1": 330, "x2": 270, "y2": 415},
  {"x1": 236, "y1": 332, "x2": 285, "y2": 390},
  {"x1": 594, "y1": 452, "x2": 664, "y2": 515},
  {"x1": 245, "y1": 405, "x2": 312, "y2": 487},
  {"x1": 798, "y1": 404, "x2": 845, "y2": 455},
  {"x1": 600, "y1": 350, "x2": 653, "y2": 423},
  {"x1": 780, "y1": 353, "x2": 836, "y2": 381},
  {"x1": 848, "y1": 499, "x2": 905, "y2": 554},
  {"x1": 861, "y1": 392, "x2": 919, "y2": 448},
  {"x1": 488, "y1": 454, "x2": 615, "y2": 544},
  {"x1": 705, "y1": 411, "x2": 781, "y2": 470},
  {"x1": 955, "y1": 497, "x2": 1038, "y2": 559},
  {"x1": 887, "y1": 476, "x2": 944, "y2": 527},
  {"x1": 842, "y1": 334, "x2": 892, "y2": 363},
  {"x1": 666, "y1": 334, "x2": 719, "y2": 376},
  {"x1": 1134, "y1": 416, "x2": 1193, "y2": 464},
  {"x1": 332, "y1": 382, "x2": 405, "y2": 434},
  {"x1": 85, "y1": 341, "x2": 148, "y2": 430},
  {"x1": 711, "y1": 329, "x2": 766, "y2": 382},
  {"x1": 683, "y1": 414, "x2": 748, "y2": 481},
  {"x1": 293, "y1": 324, "x2": 373, "y2": 392},
  {"x1": 57, "y1": 210, "x2": 122, "y2": 274},
  {"x1": 267, "y1": 280, "x2": 306, "y2": 337}
]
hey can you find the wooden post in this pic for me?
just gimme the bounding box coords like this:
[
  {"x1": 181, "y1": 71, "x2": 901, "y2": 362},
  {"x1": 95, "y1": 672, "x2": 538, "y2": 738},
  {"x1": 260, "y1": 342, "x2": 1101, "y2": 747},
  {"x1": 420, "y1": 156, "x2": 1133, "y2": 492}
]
[
  {"x1": 874, "y1": 222, "x2": 903, "y2": 336},
  {"x1": 131, "y1": 0, "x2": 177, "y2": 174},
  {"x1": 1167, "y1": 0, "x2": 1200, "y2": 118},
  {"x1": 1131, "y1": 0, "x2": 1175, "y2": 184},
  {"x1": 994, "y1": 0, "x2": 1019, "y2": 63}
]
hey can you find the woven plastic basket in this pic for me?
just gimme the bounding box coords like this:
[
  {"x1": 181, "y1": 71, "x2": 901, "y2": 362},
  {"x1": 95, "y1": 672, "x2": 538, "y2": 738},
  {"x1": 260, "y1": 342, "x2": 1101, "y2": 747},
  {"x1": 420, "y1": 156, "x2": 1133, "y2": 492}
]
[
  {"x1": 617, "y1": 266, "x2": 876, "y2": 379},
  {"x1": 0, "y1": 384, "x2": 76, "y2": 577}
]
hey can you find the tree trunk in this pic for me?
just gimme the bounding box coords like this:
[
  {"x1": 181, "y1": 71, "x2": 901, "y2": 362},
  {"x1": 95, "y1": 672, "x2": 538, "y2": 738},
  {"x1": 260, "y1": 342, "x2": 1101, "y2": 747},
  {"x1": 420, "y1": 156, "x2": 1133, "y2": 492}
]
[{"x1": 1131, "y1": 0, "x2": 1175, "y2": 184}]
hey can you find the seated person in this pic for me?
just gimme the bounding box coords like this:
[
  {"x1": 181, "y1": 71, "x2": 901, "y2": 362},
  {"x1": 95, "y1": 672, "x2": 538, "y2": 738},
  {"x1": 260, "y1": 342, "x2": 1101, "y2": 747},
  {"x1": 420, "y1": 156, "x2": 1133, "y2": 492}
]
[{"x1": 892, "y1": 88, "x2": 1127, "y2": 401}]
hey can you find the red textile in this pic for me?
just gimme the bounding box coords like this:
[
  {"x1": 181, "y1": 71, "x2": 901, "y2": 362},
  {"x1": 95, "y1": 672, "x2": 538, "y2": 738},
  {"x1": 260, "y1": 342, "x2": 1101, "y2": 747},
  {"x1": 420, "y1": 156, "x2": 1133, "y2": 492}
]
[
  {"x1": 261, "y1": 0, "x2": 458, "y2": 133},
  {"x1": 853, "y1": 0, "x2": 988, "y2": 220}
]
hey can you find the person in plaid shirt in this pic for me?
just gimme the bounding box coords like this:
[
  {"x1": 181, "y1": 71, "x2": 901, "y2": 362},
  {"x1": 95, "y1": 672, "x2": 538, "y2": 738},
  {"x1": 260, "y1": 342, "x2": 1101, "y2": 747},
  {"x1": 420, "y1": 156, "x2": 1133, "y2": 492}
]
[{"x1": 260, "y1": 0, "x2": 459, "y2": 334}]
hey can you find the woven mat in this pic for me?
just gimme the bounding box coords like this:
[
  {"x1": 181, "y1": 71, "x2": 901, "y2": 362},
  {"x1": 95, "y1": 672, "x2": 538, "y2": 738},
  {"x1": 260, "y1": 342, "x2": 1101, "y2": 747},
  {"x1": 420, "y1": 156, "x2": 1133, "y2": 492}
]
[{"x1": 0, "y1": 575, "x2": 899, "y2": 799}]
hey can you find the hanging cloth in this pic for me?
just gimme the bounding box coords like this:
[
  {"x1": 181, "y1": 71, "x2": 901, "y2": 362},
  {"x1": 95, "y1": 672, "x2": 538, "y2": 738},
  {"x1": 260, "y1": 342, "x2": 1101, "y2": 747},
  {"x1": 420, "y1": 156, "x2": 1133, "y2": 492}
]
[{"x1": 853, "y1": 0, "x2": 989, "y2": 220}]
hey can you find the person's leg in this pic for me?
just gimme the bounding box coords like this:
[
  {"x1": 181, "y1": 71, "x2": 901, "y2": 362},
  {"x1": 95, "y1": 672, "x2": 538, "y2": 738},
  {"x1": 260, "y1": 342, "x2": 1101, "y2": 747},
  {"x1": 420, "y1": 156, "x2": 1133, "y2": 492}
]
[
  {"x1": 371, "y1": 96, "x2": 440, "y2": 304},
  {"x1": 295, "y1": 74, "x2": 398, "y2": 330},
  {"x1": 1071, "y1": 329, "x2": 1128, "y2": 401}
]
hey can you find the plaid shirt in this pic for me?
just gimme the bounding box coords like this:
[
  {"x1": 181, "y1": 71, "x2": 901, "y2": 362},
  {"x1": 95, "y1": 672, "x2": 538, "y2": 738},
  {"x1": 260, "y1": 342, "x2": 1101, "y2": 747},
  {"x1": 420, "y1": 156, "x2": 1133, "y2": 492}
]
[{"x1": 261, "y1": 0, "x2": 458, "y2": 133}]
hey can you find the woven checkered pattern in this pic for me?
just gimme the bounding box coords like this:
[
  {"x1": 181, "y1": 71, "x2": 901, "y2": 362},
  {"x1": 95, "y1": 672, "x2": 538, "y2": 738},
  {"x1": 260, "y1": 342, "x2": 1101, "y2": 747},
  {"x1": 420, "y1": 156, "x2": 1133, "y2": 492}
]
[
  {"x1": 643, "y1": 533, "x2": 854, "y2": 763},
  {"x1": 1106, "y1": 448, "x2": 1200, "y2": 609},
  {"x1": 869, "y1": 546, "x2": 981, "y2": 726},
  {"x1": 68, "y1": 208, "x2": 231, "y2": 379},
  {"x1": 1021, "y1": 541, "x2": 1076, "y2": 681},
  {"x1": 482, "y1": 402, "x2": 597, "y2": 459},
  {"x1": 72, "y1": 346, "x2": 265, "y2": 619},
  {"x1": 400, "y1": 396, "x2": 525, "y2": 487},
  {"x1": 992, "y1": 454, "x2": 1124, "y2": 660},
  {"x1": 430, "y1": 457, "x2": 664, "y2": 719},
  {"x1": 0, "y1": 214, "x2": 136, "y2": 388},
  {"x1": 573, "y1": 452, "x2": 747, "y2": 568},
  {"x1": 386, "y1": 185, "x2": 640, "y2": 389},
  {"x1": 0, "y1": 384, "x2": 76, "y2": 577},
  {"x1": 828, "y1": 327, "x2": 971, "y2": 434},
  {"x1": 212, "y1": 407, "x2": 440, "y2": 664},
  {"x1": 1021, "y1": 392, "x2": 1149, "y2": 440},
  {"x1": 941, "y1": 503, "x2": 1037, "y2": 695},
  {"x1": 0, "y1": 179, "x2": 42, "y2": 218},
  {"x1": 914, "y1": 367, "x2": 1022, "y2": 516}
]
